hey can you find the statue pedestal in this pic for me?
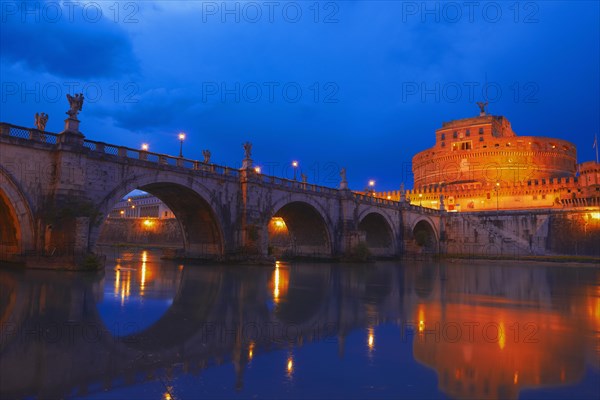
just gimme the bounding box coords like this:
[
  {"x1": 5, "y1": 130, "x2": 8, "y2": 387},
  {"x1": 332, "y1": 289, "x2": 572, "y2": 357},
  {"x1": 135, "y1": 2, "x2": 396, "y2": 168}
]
[
  {"x1": 340, "y1": 180, "x2": 348, "y2": 190},
  {"x1": 59, "y1": 117, "x2": 84, "y2": 146},
  {"x1": 241, "y1": 158, "x2": 253, "y2": 170}
]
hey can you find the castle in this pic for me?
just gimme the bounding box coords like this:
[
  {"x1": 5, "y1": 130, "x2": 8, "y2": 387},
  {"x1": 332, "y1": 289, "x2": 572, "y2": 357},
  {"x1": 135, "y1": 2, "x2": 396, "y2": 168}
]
[{"x1": 377, "y1": 107, "x2": 600, "y2": 211}]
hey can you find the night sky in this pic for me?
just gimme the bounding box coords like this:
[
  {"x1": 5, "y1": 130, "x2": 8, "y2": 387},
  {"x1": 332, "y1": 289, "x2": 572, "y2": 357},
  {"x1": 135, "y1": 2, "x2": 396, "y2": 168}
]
[{"x1": 1, "y1": 1, "x2": 598, "y2": 190}]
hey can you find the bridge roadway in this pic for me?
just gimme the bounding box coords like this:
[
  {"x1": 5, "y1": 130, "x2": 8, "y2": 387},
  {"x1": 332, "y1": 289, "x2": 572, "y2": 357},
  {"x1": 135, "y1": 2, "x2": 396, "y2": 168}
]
[{"x1": 0, "y1": 121, "x2": 443, "y2": 268}]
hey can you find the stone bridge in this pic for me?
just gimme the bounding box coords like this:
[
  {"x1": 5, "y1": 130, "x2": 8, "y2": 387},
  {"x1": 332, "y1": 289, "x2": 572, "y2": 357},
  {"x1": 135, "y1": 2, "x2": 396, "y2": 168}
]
[{"x1": 0, "y1": 119, "x2": 444, "y2": 268}]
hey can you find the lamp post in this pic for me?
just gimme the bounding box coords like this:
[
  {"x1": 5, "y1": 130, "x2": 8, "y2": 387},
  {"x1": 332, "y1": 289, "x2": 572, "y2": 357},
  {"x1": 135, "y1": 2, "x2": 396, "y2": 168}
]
[
  {"x1": 419, "y1": 193, "x2": 423, "y2": 207},
  {"x1": 495, "y1": 182, "x2": 500, "y2": 213},
  {"x1": 292, "y1": 161, "x2": 298, "y2": 180},
  {"x1": 178, "y1": 132, "x2": 186, "y2": 157},
  {"x1": 368, "y1": 179, "x2": 375, "y2": 195}
]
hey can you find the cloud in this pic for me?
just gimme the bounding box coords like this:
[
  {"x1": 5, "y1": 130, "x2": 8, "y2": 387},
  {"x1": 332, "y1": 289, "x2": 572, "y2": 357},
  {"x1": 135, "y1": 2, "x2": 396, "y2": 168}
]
[{"x1": 0, "y1": 1, "x2": 138, "y2": 79}]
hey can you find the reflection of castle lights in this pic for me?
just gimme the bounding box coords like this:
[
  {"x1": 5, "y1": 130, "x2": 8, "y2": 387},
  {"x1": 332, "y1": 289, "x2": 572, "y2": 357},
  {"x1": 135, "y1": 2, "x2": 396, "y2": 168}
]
[
  {"x1": 142, "y1": 251, "x2": 148, "y2": 262},
  {"x1": 498, "y1": 321, "x2": 506, "y2": 350},
  {"x1": 514, "y1": 371, "x2": 519, "y2": 385},
  {"x1": 418, "y1": 305, "x2": 425, "y2": 333},
  {"x1": 367, "y1": 327, "x2": 375, "y2": 350}
]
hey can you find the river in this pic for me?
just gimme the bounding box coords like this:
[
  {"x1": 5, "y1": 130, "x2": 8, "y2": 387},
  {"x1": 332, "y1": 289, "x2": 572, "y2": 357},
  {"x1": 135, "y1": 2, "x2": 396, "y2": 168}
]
[{"x1": 1, "y1": 248, "x2": 598, "y2": 399}]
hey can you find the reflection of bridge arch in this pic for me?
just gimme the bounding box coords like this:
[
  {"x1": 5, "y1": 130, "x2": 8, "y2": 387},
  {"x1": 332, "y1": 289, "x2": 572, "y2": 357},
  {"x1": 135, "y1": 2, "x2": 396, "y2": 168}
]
[
  {"x1": 117, "y1": 267, "x2": 224, "y2": 351},
  {"x1": 0, "y1": 165, "x2": 35, "y2": 257},
  {"x1": 357, "y1": 210, "x2": 397, "y2": 257},
  {"x1": 267, "y1": 198, "x2": 334, "y2": 258},
  {"x1": 362, "y1": 266, "x2": 393, "y2": 305},
  {"x1": 92, "y1": 175, "x2": 226, "y2": 257},
  {"x1": 273, "y1": 265, "x2": 331, "y2": 326}
]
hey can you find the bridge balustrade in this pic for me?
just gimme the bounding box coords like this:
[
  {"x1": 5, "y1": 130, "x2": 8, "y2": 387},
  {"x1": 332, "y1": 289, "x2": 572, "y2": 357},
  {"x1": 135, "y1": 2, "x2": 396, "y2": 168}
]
[{"x1": 1, "y1": 122, "x2": 410, "y2": 206}]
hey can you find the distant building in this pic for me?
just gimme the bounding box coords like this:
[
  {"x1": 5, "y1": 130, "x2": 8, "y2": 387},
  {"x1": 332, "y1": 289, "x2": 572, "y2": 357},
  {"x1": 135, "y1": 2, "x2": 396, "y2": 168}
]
[
  {"x1": 376, "y1": 110, "x2": 600, "y2": 211},
  {"x1": 108, "y1": 193, "x2": 176, "y2": 219}
]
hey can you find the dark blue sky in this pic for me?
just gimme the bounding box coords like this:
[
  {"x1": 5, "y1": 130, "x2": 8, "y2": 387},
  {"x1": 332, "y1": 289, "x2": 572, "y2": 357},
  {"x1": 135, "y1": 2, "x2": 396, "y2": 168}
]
[{"x1": 1, "y1": 1, "x2": 598, "y2": 190}]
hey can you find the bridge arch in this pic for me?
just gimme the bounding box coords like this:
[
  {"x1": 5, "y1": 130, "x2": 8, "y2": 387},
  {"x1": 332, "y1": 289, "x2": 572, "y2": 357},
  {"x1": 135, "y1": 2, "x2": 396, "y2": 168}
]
[
  {"x1": 92, "y1": 174, "x2": 226, "y2": 258},
  {"x1": 411, "y1": 217, "x2": 438, "y2": 253},
  {"x1": 0, "y1": 166, "x2": 35, "y2": 258},
  {"x1": 357, "y1": 210, "x2": 397, "y2": 257},
  {"x1": 266, "y1": 197, "x2": 334, "y2": 258}
]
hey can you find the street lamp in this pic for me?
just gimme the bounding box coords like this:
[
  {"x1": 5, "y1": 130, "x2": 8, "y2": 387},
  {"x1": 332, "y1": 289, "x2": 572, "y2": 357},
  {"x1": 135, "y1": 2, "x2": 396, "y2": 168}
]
[
  {"x1": 178, "y1": 132, "x2": 186, "y2": 157},
  {"x1": 368, "y1": 180, "x2": 375, "y2": 195},
  {"x1": 495, "y1": 182, "x2": 500, "y2": 212},
  {"x1": 292, "y1": 161, "x2": 298, "y2": 180},
  {"x1": 419, "y1": 193, "x2": 423, "y2": 207},
  {"x1": 141, "y1": 143, "x2": 149, "y2": 151}
]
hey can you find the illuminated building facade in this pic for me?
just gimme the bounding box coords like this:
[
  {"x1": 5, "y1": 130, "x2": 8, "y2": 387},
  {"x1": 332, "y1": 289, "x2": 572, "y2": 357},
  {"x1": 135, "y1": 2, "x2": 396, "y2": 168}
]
[
  {"x1": 377, "y1": 110, "x2": 600, "y2": 211},
  {"x1": 108, "y1": 194, "x2": 176, "y2": 219}
]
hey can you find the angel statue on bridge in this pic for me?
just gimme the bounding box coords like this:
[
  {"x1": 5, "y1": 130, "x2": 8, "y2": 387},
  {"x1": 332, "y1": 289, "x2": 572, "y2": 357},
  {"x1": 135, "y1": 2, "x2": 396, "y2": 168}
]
[
  {"x1": 243, "y1": 141, "x2": 252, "y2": 159},
  {"x1": 34, "y1": 112, "x2": 48, "y2": 131},
  {"x1": 66, "y1": 93, "x2": 84, "y2": 118},
  {"x1": 202, "y1": 149, "x2": 211, "y2": 164}
]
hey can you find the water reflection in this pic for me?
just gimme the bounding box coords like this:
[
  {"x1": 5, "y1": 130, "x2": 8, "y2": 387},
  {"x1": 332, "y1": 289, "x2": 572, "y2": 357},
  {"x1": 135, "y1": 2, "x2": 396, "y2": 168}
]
[
  {"x1": 0, "y1": 252, "x2": 598, "y2": 399},
  {"x1": 98, "y1": 249, "x2": 183, "y2": 336}
]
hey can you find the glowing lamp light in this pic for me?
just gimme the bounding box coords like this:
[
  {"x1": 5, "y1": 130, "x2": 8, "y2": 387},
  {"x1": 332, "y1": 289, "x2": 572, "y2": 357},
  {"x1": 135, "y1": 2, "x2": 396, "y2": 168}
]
[
  {"x1": 286, "y1": 357, "x2": 294, "y2": 374},
  {"x1": 368, "y1": 180, "x2": 375, "y2": 187},
  {"x1": 590, "y1": 212, "x2": 600, "y2": 220},
  {"x1": 255, "y1": 166, "x2": 261, "y2": 174},
  {"x1": 178, "y1": 132, "x2": 186, "y2": 141},
  {"x1": 143, "y1": 219, "x2": 153, "y2": 227},
  {"x1": 248, "y1": 342, "x2": 255, "y2": 361},
  {"x1": 141, "y1": 143, "x2": 149, "y2": 151},
  {"x1": 292, "y1": 160, "x2": 298, "y2": 167}
]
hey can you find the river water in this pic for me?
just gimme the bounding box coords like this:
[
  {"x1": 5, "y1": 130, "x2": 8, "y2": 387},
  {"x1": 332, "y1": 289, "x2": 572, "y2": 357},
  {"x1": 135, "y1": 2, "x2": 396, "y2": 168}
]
[{"x1": 1, "y1": 248, "x2": 599, "y2": 399}]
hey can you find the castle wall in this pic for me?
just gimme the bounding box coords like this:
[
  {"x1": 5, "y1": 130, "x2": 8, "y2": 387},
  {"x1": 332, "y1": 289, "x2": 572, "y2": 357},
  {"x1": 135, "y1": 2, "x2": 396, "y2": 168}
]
[
  {"x1": 412, "y1": 115, "x2": 577, "y2": 188},
  {"x1": 443, "y1": 210, "x2": 600, "y2": 257}
]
